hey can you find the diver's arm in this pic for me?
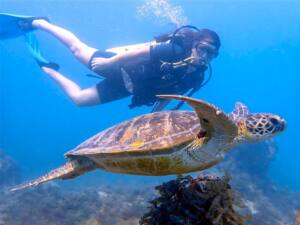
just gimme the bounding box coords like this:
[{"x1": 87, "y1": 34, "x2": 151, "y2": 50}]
[
  {"x1": 110, "y1": 44, "x2": 151, "y2": 63},
  {"x1": 106, "y1": 41, "x2": 155, "y2": 54},
  {"x1": 90, "y1": 42, "x2": 154, "y2": 72}
]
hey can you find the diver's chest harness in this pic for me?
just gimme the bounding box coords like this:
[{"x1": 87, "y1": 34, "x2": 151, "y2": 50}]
[
  {"x1": 88, "y1": 26, "x2": 213, "y2": 109},
  {"x1": 121, "y1": 25, "x2": 213, "y2": 109}
]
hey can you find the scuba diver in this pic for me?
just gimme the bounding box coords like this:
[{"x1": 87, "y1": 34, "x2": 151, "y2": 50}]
[{"x1": 0, "y1": 14, "x2": 220, "y2": 111}]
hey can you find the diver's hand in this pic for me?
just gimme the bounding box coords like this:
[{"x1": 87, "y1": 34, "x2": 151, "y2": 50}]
[
  {"x1": 183, "y1": 56, "x2": 201, "y2": 65},
  {"x1": 90, "y1": 57, "x2": 115, "y2": 72},
  {"x1": 171, "y1": 57, "x2": 200, "y2": 69}
]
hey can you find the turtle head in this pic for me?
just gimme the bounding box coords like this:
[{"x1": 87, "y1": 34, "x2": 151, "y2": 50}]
[
  {"x1": 229, "y1": 102, "x2": 286, "y2": 143},
  {"x1": 240, "y1": 113, "x2": 286, "y2": 142}
]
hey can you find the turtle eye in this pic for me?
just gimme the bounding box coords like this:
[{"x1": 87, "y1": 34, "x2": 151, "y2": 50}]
[
  {"x1": 270, "y1": 118, "x2": 279, "y2": 126},
  {"x1": 202, "y1": 118, "x2": 209, "y2": 123}
]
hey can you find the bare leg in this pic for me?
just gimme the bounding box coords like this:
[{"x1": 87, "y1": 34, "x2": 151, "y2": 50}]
[
  {"x1": 41, "y1": 67, "x2": 100, "y2": 106},
  {"x1": 32, "y1": 19, "x2": 97, "y2": 65}
]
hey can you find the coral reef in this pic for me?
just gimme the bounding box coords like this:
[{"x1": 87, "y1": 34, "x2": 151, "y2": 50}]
[
  {"x1": 0, "y1": 150, "x2": 20, "y2": 189},
  {"x1": 140, "y1": 175, "x2": 247, "y2": 225}
]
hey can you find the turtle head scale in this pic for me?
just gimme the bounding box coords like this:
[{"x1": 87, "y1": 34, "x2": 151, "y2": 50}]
[{"x1": 242, "y1": 113, "x2": 286, "y2": 141}]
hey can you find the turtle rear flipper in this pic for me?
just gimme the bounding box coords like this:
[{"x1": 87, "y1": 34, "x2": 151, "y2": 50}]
[
  {"x1": 158, "y1": 95, "x2": 238, "y2": 143},
  {"x1": 11, "y1": 160, "x2": 96, "y2": 191}
]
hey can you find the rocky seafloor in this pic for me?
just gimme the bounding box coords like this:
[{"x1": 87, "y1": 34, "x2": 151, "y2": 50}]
[
  {"x1": 0, "y1": 142, "x2": 299, "y2": 225},
  {"x1": 0, "y1": 150, "x2": 20, "y2": 188}
]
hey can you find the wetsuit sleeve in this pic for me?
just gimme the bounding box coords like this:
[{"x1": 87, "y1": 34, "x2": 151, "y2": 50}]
[{"x1": 150, "y1": 42, "x2": 183, "y2": 62}]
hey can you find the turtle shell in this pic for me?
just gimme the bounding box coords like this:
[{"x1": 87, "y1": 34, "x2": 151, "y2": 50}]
[{"x1": 66, "y1": 111, "x2": 200, "y2": 158}]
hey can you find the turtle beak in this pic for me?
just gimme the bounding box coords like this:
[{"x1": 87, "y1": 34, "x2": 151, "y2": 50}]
[
  {"x1": 273, "y1": 117, "x2": 286, "y2": 133},
  {"x1": 280, "y1": 119, "x2": 287, "y2": 132}
]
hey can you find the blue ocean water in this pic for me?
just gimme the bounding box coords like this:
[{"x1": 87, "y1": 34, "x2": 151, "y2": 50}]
[{"x1": 0, "y1": 0, "x2": 299, "y2": 192}]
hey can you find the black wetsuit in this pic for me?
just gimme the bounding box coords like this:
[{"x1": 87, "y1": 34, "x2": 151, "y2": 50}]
[{"x1": 89, "y1": 42, "x2": 207, "y2": 109}]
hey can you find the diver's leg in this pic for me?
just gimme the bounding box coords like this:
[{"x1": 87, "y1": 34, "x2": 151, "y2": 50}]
[
  {"x1": 41, "y1": 67, "x2": 100, "y2": 106},
  {"x1": 32, "y1": 19, "x2": 96, "y2": 65}
]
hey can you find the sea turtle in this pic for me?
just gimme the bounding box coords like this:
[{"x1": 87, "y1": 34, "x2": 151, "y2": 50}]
[{"x1": 11, "y1": 95, "x2": 286, "y2": 191}]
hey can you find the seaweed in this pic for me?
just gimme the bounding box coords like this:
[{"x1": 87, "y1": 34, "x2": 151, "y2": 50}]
[{"x1": 140, "y1": 175, "x2": 247, "y2": 225}]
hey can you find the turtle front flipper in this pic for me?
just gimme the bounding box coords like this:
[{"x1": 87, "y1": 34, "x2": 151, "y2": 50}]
[
  {"x1": 11, "y1": 159, "x2": 96, "y2": 191},
  {"x1": 228, "y1": 102, "x2": 250, "y2": 123},
  {"x1": 158, "y1": 95, "x2": 238, "y2": 143}
]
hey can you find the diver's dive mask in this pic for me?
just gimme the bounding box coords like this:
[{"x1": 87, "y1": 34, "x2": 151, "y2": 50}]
[{"x1": 193, "y1": 41, "x2": 218, "y2": 65}]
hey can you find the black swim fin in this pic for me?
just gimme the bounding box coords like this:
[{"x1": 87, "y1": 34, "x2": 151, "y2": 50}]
[
  {"x1": 24, "y1": 32, "x2": 59, "y2": 70},
  {"x1": 0, "y1": 13, "x2": 58, "y2": 70},
  {"x1": 0, "y1": 13, "x2": 48, "y2": 39}
]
